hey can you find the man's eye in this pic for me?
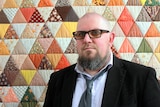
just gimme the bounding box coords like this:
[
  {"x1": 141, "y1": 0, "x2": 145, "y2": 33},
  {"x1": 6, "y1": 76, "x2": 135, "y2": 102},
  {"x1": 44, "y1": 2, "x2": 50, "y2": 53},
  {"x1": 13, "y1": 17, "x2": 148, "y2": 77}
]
[
  {"x1": 91, "y1": 30, "x2": 100, "y2": 35},
  {"x1": 79, "y1": 32, "x2": 86, "y2": 36}
]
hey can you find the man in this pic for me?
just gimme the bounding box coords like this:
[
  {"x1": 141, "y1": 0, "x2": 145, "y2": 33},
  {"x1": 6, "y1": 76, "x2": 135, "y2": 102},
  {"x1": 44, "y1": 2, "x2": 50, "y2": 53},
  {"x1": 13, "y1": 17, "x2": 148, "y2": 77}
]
[{"x1": 43, "y1": 12, "x2": 160, "y2": 107}]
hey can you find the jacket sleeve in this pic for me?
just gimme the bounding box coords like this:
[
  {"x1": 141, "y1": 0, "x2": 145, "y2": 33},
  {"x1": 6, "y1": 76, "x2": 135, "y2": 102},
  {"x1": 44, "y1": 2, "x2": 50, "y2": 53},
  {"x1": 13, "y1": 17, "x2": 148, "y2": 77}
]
[{"x1": 142, "y1": 68, "x2": 160, "y2": 107}]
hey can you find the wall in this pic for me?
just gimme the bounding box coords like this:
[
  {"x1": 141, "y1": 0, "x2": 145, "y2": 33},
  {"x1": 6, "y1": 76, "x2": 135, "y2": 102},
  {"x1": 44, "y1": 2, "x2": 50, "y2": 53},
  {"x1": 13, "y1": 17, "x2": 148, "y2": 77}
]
[{"x1": 0, "y1": 0, "x2": 160, "y2": 106}]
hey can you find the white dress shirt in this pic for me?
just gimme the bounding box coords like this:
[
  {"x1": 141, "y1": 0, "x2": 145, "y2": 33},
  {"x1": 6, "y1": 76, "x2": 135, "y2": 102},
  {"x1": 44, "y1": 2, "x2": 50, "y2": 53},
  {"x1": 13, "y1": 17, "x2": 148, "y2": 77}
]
[{"x1": 72, "y1": 53, "x2": 113, "y2": 107}]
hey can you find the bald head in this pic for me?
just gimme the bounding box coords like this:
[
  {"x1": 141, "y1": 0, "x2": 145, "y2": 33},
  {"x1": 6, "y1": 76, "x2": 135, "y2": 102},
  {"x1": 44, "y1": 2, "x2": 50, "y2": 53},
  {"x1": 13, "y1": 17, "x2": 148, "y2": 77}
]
[{"x1": 77, "y1": 12, "x2": 111, "y2": 31}]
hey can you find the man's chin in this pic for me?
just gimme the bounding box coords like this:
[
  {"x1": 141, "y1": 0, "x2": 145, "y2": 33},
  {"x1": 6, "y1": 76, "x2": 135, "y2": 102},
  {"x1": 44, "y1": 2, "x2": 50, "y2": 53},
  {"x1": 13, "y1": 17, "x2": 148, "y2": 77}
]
[{"x1": 83, "y1": 54, "x2": 96, "y2": 60}]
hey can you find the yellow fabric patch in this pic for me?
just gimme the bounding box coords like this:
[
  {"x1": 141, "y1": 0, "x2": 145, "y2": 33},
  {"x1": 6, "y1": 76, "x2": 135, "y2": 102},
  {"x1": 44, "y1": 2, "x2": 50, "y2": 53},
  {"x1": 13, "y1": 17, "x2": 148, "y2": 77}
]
[
  {"x1": 0, "y1": 24, "x2": 10, "y2": 39},
  {"x1": 21, "y1": 70, "x2": 36, "y2": 85}
]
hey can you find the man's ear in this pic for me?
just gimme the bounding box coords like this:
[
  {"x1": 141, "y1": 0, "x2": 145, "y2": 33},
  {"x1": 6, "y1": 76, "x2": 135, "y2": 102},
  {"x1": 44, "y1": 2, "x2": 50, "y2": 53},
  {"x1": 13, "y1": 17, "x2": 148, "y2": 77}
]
[{"x1": 109, "y1": 32, "x2": 115, "y2": 43}]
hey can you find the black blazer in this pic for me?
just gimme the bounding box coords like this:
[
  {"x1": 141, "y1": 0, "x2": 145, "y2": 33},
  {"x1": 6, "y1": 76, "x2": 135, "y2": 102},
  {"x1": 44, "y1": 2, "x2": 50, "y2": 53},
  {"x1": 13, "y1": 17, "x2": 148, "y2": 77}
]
[{"x1": 43, "y1": 56, "x2": 160, "y2": 107}]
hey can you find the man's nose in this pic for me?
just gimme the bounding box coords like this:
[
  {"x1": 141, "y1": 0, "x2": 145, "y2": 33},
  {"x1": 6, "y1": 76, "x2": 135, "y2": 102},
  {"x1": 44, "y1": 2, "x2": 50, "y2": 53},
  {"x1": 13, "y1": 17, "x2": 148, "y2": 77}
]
[{"x1": 83, "y1": 33, "x2": 92, "y2": 42}]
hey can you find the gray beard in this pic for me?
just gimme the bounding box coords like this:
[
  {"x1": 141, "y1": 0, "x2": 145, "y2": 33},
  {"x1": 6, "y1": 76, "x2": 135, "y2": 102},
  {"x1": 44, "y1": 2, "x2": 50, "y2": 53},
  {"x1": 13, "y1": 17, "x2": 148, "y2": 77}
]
[{"x1": 78, "y1": 53, "x2": 108, "y2": 71}]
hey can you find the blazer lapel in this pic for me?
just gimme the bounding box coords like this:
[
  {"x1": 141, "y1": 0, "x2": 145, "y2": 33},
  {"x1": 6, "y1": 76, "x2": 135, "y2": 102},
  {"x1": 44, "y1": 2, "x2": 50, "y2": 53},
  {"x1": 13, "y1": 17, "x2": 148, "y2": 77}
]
[
  {"x1": 102, "y1": 56, "x2": 127, "y2": 107},
  {"x1": 61, "y1": 66, "x2": 78, "y2": 107}
]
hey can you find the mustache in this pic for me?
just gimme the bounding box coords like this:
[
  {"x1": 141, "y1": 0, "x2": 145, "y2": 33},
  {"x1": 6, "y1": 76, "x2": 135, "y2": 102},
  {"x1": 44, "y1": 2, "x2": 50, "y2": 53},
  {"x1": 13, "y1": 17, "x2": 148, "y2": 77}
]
[{"x1": 82, "y1": 44, "x2": 96, "y2": 49}]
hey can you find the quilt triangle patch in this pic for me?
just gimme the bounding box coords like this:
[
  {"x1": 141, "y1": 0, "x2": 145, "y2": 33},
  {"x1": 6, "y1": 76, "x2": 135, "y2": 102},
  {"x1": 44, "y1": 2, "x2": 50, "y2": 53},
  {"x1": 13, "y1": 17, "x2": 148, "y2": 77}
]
[
  {"x1": 136, "y1": 38, "x2": 153, "y2": 53},
  {"x1": 39, "y1": 86, "x2": 47, "y2": 102},
  {"x1": 0, "y1": 24, "x2": 10, "y2": 39},
  {"x1": 73, "y1": 0, "x2": 91, "y2": 5},
  {"x1": 28, "y1": 23, "x2": 44, "y2": 37},
  {"x1": 136, "y1": 7, "x2": 152, "y2": 21},
  {"x1": 20, "y1": 8, "x2": 36, "y2": 22},
  {"x1": 119, "y1": 38, "x2": 135, "y2": 53},
  {"x1": 155, "y1": 42, "x2": 160, "y2": 53},
  {"x1": 126, "y1": 0, "x2": 142, "y2": 5},
  {"x1": 21, "y1": 87, "x2": 38, "y2": 106},
  {"x1": 29, "y1": 54, "x2": 44, "y2": 68},
  {"x1": 4, "y1": 38, "x2": 18, "y2": 54},
  {"x1": 0, "y1": 55, "x2": 9, "y2": 71},
  {"x1": 38, "y1": 70, "x2": 53, "y2": 84},
  {"x1": 3, "y1": 56, "x2": 20, "y2": 85},
  {"x1": 154, "y1": 9, "x2": 160, "y2": 21},
  {"x1": 144, "y1": 6, "x2": 160, "y2": 21},
  {"x1": 2, "y1": 88, "x2": 19, "y2": 102},
  {"x1": 38, "y1": 24, "x2": 53, "y2": 38},
  {"x1": 119, "y1": 53, "x2": 134, "y2": 61},
  {"x1": 38, "y1": 0, "x2": 53, "y2": 7},
  {"x1": 46, "y1": 22, "x2": 62, "y2": 37},
  {"x1": 65, "y1": 54, "x2": 78, "y2": 65},
  {"x1": 3, "y1": 8, "x2": 18, "y2": 23},
  {"x1": 21, "y1": 25, "x2": 35, "y2": 38},
  {"x1": 47, "y1": 54, "x2": 62, "y2": 69},
  {"x1": 38, "y1": 38, "x2": 53, "y2": 53},
  {"x1": 145, "y1": 37, "x2": 160, "y2": 51},
  {"x1": 37, "y1": 7, "x2": 53, "y2": 22},
  {"x1": 47, "y1": 39, "x2": 63, "y2": 53},
  {"x1": 55, "y1": 6, "x2": 79, "y2": 21},
  {"x1": 0, "y1": 10, "x2": 10, "y2": 23},
  {"x1": 87, "y1": 6, "x2": 106, "y2": 15},
  {"x1": 72, "y1": 6, "x2": 89, "y2": 18},
  {"x1": 38, "y1": 55, "x2": 53, "y2": 70},
  {"x1": 55, "y1": 54, "x2": 70, "y2": 70},
  {"x1": 92, "y1": 0, "x2": 107, "y2": 5},
  {"x1": 145, "y1": 22, "x2": 160, "y2": 37},
  {"x1": 127, "y1": 22, "x2": 143, "y2": 37},
  {"x1": 118, "y1": 20, "x2": 135, "y2": 36},
  {"x1": 21, "y1": 55, "x2": 36, "y2": 70},
  {"x1": 0, "y1": 41, "x2": 10, "y2": 55},
  {"x1": 112, "y1": 22, "x2": 125, "y2": 37},
  {"x1": 0, "y1": 72, "x2": 9, "y2": 86},
  {"x1": 117, "y1": 7, "x2": 134, "y2": 35},
  {"x1": 148, "y1": 55, "x2": 160, "y2": 68},
  {"x1": 107, "y1": 0, "x2": 124, "y2": 5},
  {"x1": 12, "y1": 72, "x2": 28, "y2": 86},
  {"x1": 136, "y1": 22, "x2": 151, "y2": 36},
  {"x1": 55, "y1": 22, "x2": 72, "y2": 38},
  {"x1": 3, "y1": 0, "x2": 18, "y2": 8},
  {"x1": 108, "y1": 6, "x2": 125, "y2": 20},
  {"x1": 20, "y1": 0, "x2": 34, "y2": 7},
  {"x1": 144, "y1": 0, "x2": 160, "y2": 6},
  {"x1": 30, "y1": 86, "x2": 46, "y2": 101},
  {"x1": 64, "y1": 22, "x2": 77, "y2": 37},
  {"x1": 55, "y1": 0, "x2": 71, "y2": 7},
  {"x1": 4, "y1": 25, "x2": 19, "y2": 39},
  {"x1": 21, "y1": 39, "x2": 36, "y2": 54},
  {"x1": 126, "y1": 6, "x2": 143, "y2": 21},
  {"x1": 12, "y1": 23, "x2": 27, "y2": 37},
  {"x1": 30, "y1": 72, "x2": 46, "y2": 86},
  {"x1": 29, "y1": 9, "x2": 45, "y2": 23},
  {"x1": 12, "y1": 86, "x2": 28, "y2": 102},
  {"x1": 12, "y1": 40, "x2": 28, "y2": 54},
  {"x1": 65, "y1": 38, "x2": 77, "y2": 53},
  {"x1": 113, "y1": 37, "x2": 125, "y2": 51},
  {"x1": 56, "y1": 38, "x2": 72, "y2": 52},
  {"x1": 12, "y1": 9, "x2": 27, "y2": 23},
  {"x1": 128, "y1": 37, "x2": 143, "y2": 51},
  {"x1": 155, "y1": 53, "x2": 160, "y2": 63},
  {"x1": 21, "y1": 70, "x2": 37, "y2": 85},
  {"x1": 103, "y1": 6, "x2": 116, "y2": 21},
  {"x1": 29, "y1": 40, "x2": 44, "y2": 54},
  {"x1": 136, "y1": 53, "x2": 153, "y2": 65}
]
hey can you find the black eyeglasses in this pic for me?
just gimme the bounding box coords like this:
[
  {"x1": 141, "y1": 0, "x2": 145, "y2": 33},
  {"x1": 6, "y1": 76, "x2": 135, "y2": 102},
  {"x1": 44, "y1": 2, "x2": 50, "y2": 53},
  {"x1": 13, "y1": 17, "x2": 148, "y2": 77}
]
[{"x1": 73, "y1": 29, "x2": 110, "y2": 40}]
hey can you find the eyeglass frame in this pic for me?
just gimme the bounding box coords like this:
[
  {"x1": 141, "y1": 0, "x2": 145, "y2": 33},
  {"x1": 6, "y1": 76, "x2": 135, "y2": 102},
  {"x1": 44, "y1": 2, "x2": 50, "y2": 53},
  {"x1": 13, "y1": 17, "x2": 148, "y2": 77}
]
[{"x1": 72, "y1": 29, "x2": 110, "y2": 40}]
